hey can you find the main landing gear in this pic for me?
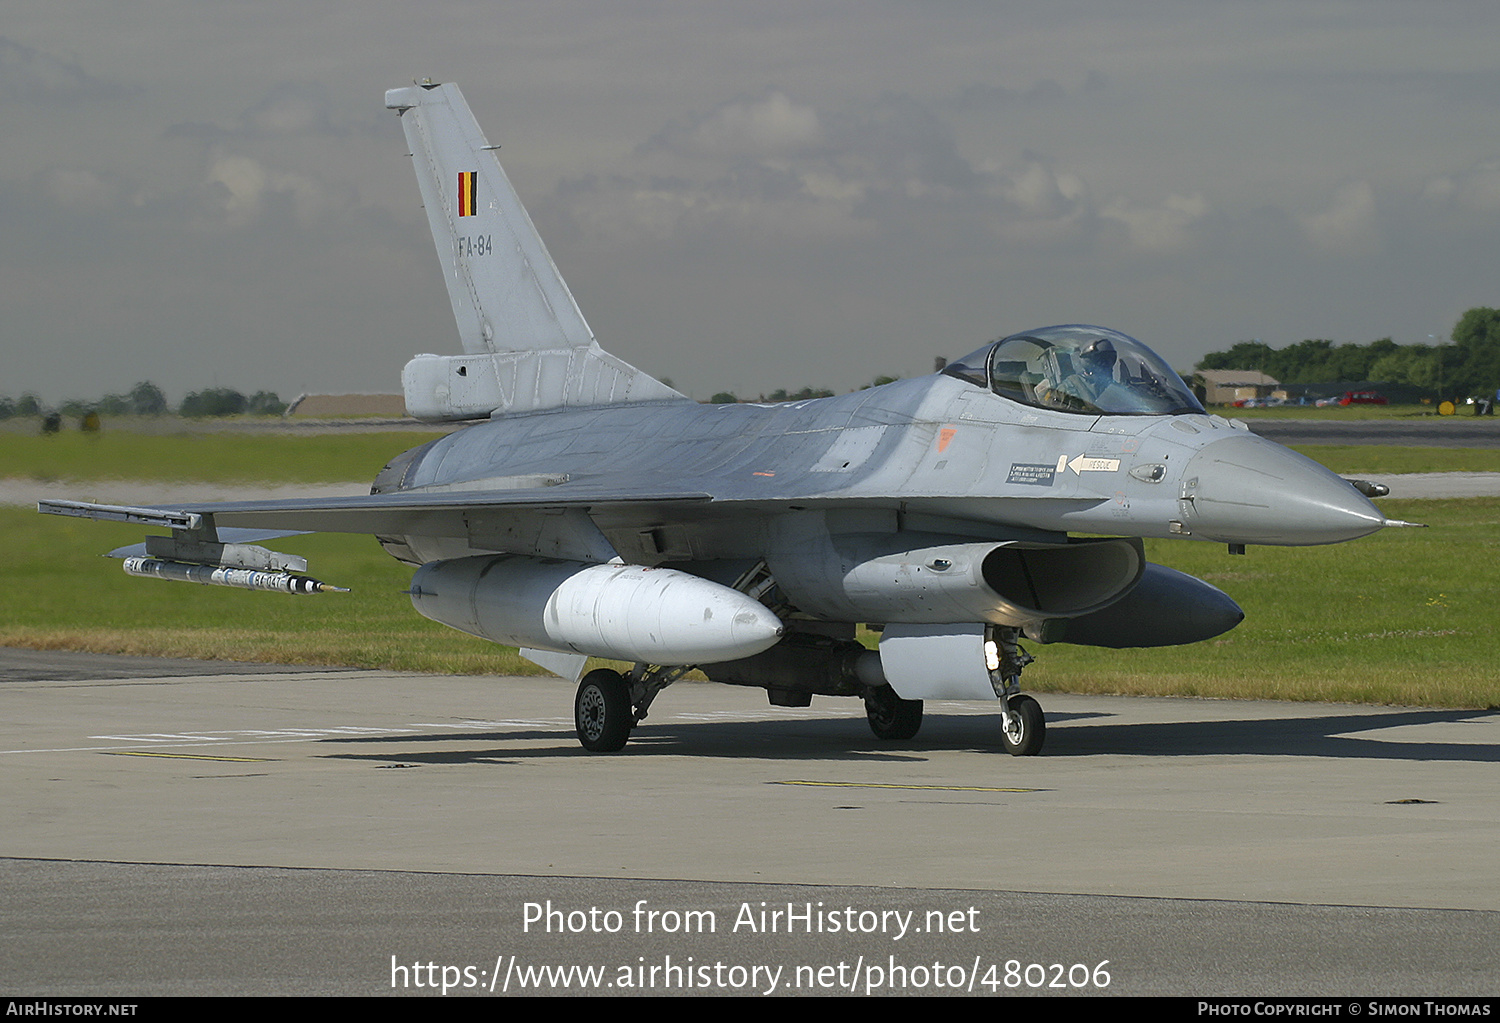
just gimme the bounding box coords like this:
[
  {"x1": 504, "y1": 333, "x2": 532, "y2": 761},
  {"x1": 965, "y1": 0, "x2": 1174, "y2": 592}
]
[
  {"x1": 572, "y1": 623, "x2": 1050, "y2": 755},
  {"x1": 574, "y1": 669, "x2": 632, "y2": 752},
  {"x1": 572, "y1": 662, "x2": 690, "y2": 752},
  {"x1": 863, "y1": 684, "x2": 924, "y2": 740}
]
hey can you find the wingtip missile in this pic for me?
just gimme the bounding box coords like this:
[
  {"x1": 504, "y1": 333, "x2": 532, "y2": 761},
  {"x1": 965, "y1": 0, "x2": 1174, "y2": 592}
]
[{"x1": 123, "y1": 557, "x2": 348, "y2": 594}]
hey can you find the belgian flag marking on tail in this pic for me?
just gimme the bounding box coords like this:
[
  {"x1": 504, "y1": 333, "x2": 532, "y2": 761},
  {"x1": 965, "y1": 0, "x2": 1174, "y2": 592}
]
[{"x1": 458, "y1": 171, "x2": 478, "y2": 216}]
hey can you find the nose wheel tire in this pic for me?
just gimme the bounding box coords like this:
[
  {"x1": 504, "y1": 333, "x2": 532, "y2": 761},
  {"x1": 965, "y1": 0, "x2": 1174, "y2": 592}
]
[
  {"x1": 864, "y1": 685, "x2": 923, "y2": 740},
  {"x1": 575, "y1": 669, "x2": 632, "y2": 752},
  {"x1": 1000, "y1": 694, "x2": 1045, "y2": 756}
]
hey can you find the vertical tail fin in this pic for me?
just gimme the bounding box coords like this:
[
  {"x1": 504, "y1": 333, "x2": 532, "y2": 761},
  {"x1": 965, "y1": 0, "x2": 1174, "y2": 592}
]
[{"x1": 385, "y1": 82, "x2": 683, "y2": 420}]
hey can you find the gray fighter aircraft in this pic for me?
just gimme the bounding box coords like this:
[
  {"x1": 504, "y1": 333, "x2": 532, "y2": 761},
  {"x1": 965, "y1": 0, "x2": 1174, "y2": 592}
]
[{"x1": 40, "y1": 82, "x2": 1417, "y2": 756}]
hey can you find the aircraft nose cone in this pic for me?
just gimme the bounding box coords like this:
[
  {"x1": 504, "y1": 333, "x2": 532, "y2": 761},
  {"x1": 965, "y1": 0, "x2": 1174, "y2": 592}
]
[{"x1": 1179, "y1": 434, "x2": 1386, "y2": 545}]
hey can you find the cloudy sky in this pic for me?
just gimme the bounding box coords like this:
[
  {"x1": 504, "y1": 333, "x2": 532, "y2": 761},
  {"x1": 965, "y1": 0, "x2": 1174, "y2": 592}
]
[{"x1": 5, "y1": 1, "x2": 1499, "y2": 405}]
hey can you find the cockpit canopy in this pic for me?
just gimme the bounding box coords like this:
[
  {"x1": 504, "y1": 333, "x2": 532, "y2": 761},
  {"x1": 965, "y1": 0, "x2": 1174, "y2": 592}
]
[{"x1": 943, "y1": 325, "x2": 1204, "y2": 416}]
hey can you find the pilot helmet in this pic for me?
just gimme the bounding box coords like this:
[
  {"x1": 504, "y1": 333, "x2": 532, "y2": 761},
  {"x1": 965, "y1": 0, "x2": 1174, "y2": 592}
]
[{"x1": 1080, "y1": 336, "x2": 1117, "y2": 370}]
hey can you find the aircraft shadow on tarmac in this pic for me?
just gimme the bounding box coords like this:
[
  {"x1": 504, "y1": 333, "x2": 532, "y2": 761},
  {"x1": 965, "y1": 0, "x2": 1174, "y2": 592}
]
[
  {"x1": 321, "y1": 720, "x2": 941, "y2": 765},
  {"x1": 316, "y1": 706, "x2": 1500, "y2": 765},
  {"x1": 1040, "y1": 707, "x2": 1500, "y2": 762}
]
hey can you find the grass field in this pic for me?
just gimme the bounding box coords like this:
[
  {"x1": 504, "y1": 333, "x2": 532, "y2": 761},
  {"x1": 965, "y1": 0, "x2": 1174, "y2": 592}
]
[
  {"x1": 3, "y1": 429, "x2": 1497, "y2": 708},
  {"x1": 0, "y1": 509, "x2": 533, "y2": 675}
]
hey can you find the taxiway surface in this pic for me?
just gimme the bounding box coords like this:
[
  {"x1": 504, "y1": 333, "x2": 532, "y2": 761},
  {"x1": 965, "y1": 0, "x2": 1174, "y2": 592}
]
[{"x1": 2, "y1": 649, "x2": 1496, "y2": 996}]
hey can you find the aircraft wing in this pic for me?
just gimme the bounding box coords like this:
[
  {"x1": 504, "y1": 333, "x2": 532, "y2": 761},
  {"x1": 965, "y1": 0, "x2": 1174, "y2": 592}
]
[{"x1": 39, "y1": 484, "x2": 714, "y2": 538}]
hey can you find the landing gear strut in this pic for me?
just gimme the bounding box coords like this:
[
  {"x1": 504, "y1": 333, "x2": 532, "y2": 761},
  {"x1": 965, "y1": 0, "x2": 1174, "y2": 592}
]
[
  {"x1": 987, "y1": 625, "x2": 1046, "y2": 756},
  {"x1": 572, "y1": 662, "x2": 692, "y2": 752}
]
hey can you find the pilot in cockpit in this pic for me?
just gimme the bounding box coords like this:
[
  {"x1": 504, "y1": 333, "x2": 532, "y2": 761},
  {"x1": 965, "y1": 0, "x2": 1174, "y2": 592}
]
[
  {"x1": 945, "y1": 325, "x2": 1204, "y2": 417},
  {"x1": 1070, "y1": 337, "x2": 1126, "y2": 400},
  {"x1": 1036, "y1": 335, "x2": 1128, "y2": 411}
]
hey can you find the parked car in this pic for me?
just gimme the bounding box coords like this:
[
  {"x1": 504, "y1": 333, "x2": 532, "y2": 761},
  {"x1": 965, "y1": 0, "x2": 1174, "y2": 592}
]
[{"x1": 1317, "y1": 390, "x2": 1387, "y2": 406}]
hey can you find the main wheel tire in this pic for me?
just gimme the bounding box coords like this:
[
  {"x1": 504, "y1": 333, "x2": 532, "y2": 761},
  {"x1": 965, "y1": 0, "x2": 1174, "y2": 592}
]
[
  {"x1": 864, "y1": 685, "x2": 924, "y2": 741},
  {"x1": 574, "y1": 669, "x2": 632, "y2": 752},
  {"x1": 1000, "y1": 694, "x2": 1045, "y2": 756}
]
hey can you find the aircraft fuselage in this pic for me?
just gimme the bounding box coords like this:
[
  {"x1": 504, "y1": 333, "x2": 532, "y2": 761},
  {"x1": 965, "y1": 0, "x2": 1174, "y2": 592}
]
[{"x1": 375, "y1": 372, "x2": 1387, "y2": 571}]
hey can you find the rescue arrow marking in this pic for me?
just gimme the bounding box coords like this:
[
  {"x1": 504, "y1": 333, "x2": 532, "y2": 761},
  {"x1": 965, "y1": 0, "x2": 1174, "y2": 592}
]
[{"x1": 1067, "y1": 454, "x2": 1121, "y2": 475}]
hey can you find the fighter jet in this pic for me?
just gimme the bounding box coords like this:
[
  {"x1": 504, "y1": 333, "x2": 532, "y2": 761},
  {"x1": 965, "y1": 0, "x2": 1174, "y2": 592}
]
[{"x1": 40, "y1": 82, "x2": 1417, "y2": 756}]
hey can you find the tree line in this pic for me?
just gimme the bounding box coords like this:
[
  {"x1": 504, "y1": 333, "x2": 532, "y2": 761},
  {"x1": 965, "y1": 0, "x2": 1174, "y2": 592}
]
[
  {"x1": 1195, "y1": 307, "x2": 1500, "y2": 400},
  {"x1": 0, "y1": 382, "x2": 286, "y2": 421},
  {"x1": 13, "y1": 307, "x2": 1500, "y2": 421}
]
